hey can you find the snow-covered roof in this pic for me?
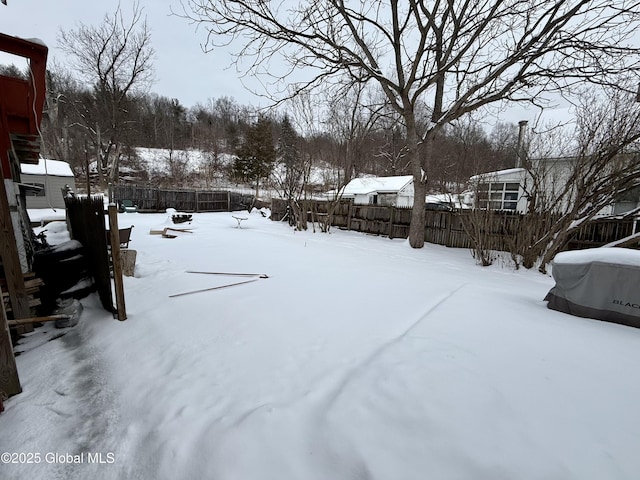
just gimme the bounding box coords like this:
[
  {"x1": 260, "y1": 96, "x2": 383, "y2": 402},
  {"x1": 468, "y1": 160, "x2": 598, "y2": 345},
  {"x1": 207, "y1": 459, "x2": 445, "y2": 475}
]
[
  {"x1": 341, "y1": 175, "x2": 413, "y2": 196},
  {"x1": 426, "y1": 193, "x2": 457, "y2": 204},
  {"x1": 21, "y1": 158, "x2": 74, "y2": 177},
  {"x1": 469, "y1": 167, "x2": 526, "y2": 182}
]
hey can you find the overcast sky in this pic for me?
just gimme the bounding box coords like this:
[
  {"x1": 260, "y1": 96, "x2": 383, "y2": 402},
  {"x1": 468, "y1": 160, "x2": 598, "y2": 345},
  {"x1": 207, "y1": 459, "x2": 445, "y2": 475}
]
[
  {"x1": 0, "y1": 0, "x2": 259, "y2": 108},
  {"x1": 0, "y1": 0, "x2": 566, "y2": 125}
]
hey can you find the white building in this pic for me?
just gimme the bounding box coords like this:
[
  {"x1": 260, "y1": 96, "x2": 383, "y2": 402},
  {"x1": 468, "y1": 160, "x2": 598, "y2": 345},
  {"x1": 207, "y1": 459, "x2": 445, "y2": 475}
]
[
  {"x1": 337, "y1": 175, "x2": 415, "y2": 207},
  {"x1": 469, "y1": 167, "x2": 529, "y2": 213},
  {"x1": 20, "y1": 157, "x2": 76, "y2": 209},
  {"x1": 470, "y1": 156, "x2": 640, "y2": 216}
]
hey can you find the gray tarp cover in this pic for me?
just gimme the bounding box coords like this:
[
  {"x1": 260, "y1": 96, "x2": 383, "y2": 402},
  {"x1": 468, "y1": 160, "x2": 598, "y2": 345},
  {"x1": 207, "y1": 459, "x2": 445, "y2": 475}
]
[{"x1": 545, "y1": 248, "x2": 640, "y2": 328}]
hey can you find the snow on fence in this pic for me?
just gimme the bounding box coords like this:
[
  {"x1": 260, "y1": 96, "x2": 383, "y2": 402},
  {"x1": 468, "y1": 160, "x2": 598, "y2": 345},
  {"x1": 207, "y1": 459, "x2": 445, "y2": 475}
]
[
  {"x1": 109, "y1": 185, "x2": 254, "y2": 213},
  {"x1": 271, "y1": 199, "x2": 639, "y2": 252}
]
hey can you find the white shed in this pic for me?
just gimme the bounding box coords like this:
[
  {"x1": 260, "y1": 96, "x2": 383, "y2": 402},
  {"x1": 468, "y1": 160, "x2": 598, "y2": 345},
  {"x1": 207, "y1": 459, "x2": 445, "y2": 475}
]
[
  {"x1": 20, "y1": 158, "x2": 76, "y2": 209},
  {"x1": 339, "y1": 175, "x2": 414, "y2": 207}
]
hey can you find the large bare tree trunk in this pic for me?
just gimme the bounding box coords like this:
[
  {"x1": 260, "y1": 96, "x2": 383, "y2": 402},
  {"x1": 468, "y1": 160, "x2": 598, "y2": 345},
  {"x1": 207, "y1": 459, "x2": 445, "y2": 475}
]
[
  {"x1": 409, "y1": 156, "x2": 426, "y2": 248},
  {"x1": 407, "y1": 123, "x2": 436, "y2": 249},
  {"x1": 109, "y1": 143, "x2": 122, "y2": 185}
]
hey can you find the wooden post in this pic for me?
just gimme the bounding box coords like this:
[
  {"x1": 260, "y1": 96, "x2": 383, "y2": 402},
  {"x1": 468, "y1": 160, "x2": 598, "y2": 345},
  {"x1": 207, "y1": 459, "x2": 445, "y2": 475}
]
[
  {"x1": 0, "y1": 285, "x2": 21, "y2": 398},
  {"x1": 7, "y1": 314, "x2": 69, "y2": 327},
  {"x1": 0, "y1": 174, "x2": 31, "y2": 323},
  {"x1": 108, "y1": 205, "x2": 127, "y2": 320},
  {"x1": 347, "y1": 199, "x2": 353, "y2": 231},
  {"x1": 389, "y1": 205, "x2": 395, "y2": 239},
  {"x1": 84, "y1": 139, "x2": 91, "y2": 196}
]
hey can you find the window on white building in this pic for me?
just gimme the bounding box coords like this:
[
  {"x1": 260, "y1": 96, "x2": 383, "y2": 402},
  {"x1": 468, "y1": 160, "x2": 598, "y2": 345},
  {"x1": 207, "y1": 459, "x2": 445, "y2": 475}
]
[{"x1": 477, "y1": 182, "x2": 520, "y2": 210}]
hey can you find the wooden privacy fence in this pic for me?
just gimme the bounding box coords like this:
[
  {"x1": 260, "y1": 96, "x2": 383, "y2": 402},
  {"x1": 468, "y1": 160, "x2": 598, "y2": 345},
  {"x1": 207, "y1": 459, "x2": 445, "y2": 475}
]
[
  {"x1": 110, "y1": 184, "x2": 254, "y2": 213},
  {"x1": 271, "y1": 198, "x2": 639, "y2": 251},
  {"x1": 271, "y1": 198, "x2": 481, "y2": 248},
  {"x1": 567, "y1": 218, "x2": 639, "y2": 250},
  {"x1": 64, "y1": 195, "x2": 113, "y2": 312}
]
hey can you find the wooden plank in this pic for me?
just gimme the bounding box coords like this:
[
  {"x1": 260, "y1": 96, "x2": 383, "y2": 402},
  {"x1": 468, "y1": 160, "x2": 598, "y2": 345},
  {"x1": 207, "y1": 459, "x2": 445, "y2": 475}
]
[
  {"x1": 0, "y1": 168, "x2": 31, "y2": 324},
  {"x1": 3, "y1": 297, "x2": 40, "y2": 312},
  {"x1": 24, "y1": 277, "x2": 44, "y2": 289},
  {"x1": 0, "y1": 285, "x2": 21, "y2": 397},
  {"x1": 164, "y1": 227, "x2": 193, "y2": 234},
  {"x1": 108, "y1": 205, "x2": 127, "y2": 321},
  {"x1": 1, "y1": 284, "x2": 40, "y2": 296},
  {"x1": 0, "y1": 271, "x2": 37, "y2": 286},
  {"x1": 7, "y1": 314, "x2": 70, "y2": 327},
  {"x1": 150, "y1": 226, "x2": 193, "y2": 235}
]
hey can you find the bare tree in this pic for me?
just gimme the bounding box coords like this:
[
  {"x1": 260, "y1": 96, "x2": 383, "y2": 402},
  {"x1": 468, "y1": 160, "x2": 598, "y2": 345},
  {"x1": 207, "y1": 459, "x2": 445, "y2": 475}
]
[
  {"x1": 313, "y1": 82, "x2": 383, "y2": 232},
  {"x1": 468, "y1": 86, "x2": 640, "y2": 271},
  {"x1": 271, "y1": 114, "x2": 311, "y2": 229},
  {"x1": 426, "y1": 118, "x2": 498, "y2": 193},
  {"x1": 325, "y1": 82, "x2": 380, "y2": 180},
  {"x1": 279, "y1": 92, "x2": 328, "y2": 230},
  {"x1": 516, "y1": 87, "x2": 640, "y2": 272},
  {"x1": 40, "y1": 66, "x2": 85, "y2": 168},
  {"x1": 377, "y1": 123, "x2": 410, "y2": 176},
  {"x1": 184, "y1": 0, "x2": 640, "y2": 248},
  {"x1": 490, "y1": 122, "x2": 522, "y2": 172},
  {"x1": 59, "y1": 1, "x2": 154, "y2": 187}
]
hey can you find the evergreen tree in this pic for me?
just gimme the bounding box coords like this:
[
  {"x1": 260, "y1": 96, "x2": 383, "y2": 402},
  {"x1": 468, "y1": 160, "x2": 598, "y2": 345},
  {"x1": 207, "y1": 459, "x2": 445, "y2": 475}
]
[
  {"x1": 233, "y1": 115, "x2": 276, "y2": 196},
  {"x1": 277, "y1": 115, "x2": 301, "y2": 188}
]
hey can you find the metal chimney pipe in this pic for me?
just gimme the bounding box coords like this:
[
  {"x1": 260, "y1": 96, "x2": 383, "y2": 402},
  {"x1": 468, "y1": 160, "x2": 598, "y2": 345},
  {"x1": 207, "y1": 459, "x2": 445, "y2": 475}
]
[{"x1": 516, "y1": 120, "x2": 528, "y2": 168}]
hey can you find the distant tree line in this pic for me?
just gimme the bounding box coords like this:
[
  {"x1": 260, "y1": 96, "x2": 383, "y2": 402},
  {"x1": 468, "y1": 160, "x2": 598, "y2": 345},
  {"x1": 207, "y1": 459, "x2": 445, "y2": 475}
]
[
  {"x1": 0, "y1": 2, "x2": 521, "y2": 196},
  {"x1": 2, "y1": 61, "x2": 520, "y2": 195}
]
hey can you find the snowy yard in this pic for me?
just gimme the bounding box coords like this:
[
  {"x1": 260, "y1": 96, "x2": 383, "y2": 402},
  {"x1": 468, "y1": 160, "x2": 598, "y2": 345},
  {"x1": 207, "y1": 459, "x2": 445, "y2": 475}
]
[{"x1": 2, "y1": 210, "x2": 640, "y2": 480}]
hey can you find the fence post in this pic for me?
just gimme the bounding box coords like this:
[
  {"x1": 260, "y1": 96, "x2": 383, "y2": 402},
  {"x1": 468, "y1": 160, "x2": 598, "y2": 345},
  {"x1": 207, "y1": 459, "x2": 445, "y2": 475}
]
[
  {"x1": 389, "y1": 205, "x2": 395, "y2": 239},
  {"x1": 347, "y1": 200, "x2": 353, "y2": 231},
  {"x1": 108, "y1": 205, "x2": 127, "y2": 321},
  {"x1": 227, "y1": 191, "x2": 231, "y2": 212},
  {"x1": 195, "y1": 190, "x2": 199, "y2": 213},
  {"x1": 422, "y1": 206, "x2": 427, "y2": 243}
]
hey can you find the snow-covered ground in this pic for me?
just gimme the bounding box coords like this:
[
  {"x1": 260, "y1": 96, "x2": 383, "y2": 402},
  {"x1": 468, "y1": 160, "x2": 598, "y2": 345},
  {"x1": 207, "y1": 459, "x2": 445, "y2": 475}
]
[{"x1": 2, "y1": 210, "x2": 640, "y2": 479}]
